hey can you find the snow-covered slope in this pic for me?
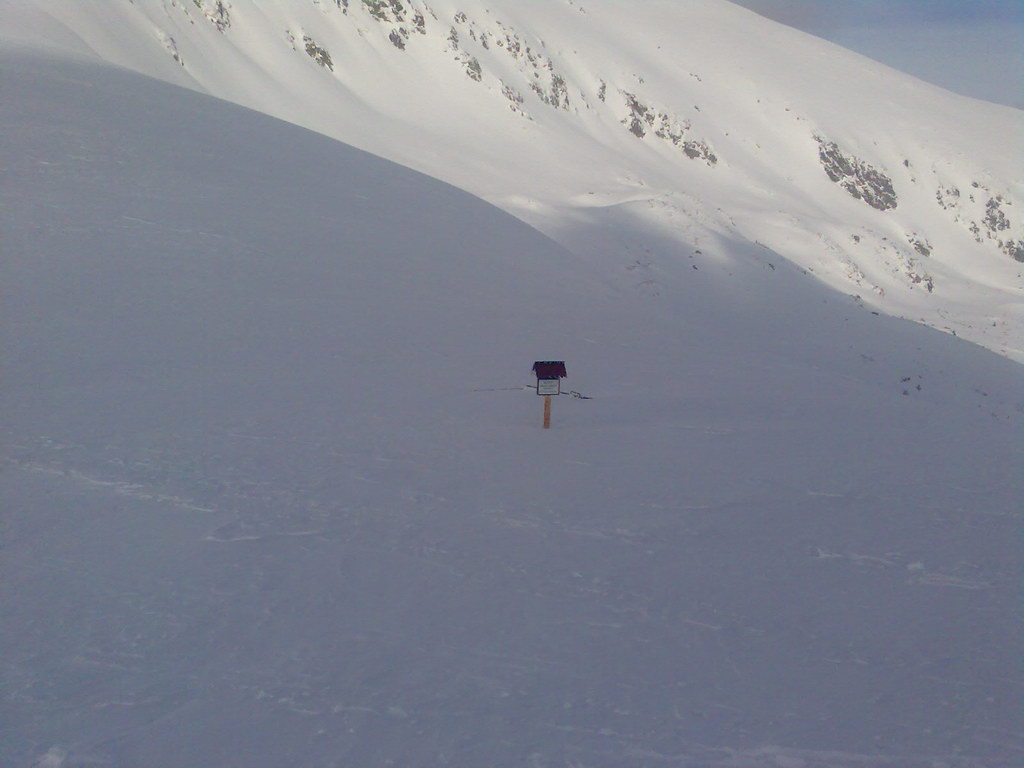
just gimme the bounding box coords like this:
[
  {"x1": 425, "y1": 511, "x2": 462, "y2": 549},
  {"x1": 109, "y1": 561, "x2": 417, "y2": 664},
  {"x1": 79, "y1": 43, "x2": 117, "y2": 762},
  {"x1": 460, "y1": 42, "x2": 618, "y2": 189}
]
[
  {"x1": 2, "y1": 33, "x2": 1023, "y2": 768},
  {"x1": 5, "y1": 0, "x2": 1023, "y2": 360}
]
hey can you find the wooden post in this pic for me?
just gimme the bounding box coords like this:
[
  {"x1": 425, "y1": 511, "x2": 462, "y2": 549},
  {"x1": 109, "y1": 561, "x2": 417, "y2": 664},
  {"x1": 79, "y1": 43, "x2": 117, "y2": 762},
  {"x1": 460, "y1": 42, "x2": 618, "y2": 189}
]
[{"x1": 533, "y1": 362, "x2": 565, "y2": 430}]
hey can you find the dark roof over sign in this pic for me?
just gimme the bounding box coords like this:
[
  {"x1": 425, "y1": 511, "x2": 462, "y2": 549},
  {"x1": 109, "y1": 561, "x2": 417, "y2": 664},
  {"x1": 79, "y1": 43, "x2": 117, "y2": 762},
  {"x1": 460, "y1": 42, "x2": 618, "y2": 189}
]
[{"x1": 532, "y1": 361, "x2": 567, "y2": 379}]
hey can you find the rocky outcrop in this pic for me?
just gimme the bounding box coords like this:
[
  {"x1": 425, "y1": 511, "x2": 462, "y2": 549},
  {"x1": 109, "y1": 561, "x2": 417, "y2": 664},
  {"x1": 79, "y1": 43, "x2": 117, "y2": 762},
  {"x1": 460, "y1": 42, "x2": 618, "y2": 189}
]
[
  {"x1": 159, "y1": 33, "x2": 185, "y2": 66},
  {"x1": 303, "y1": 36, "x2": 334, "y2": 70},
  {"x1": 622, "y1": 92, "x2": 717, "y2": 165},
  {"x1": 361, "y1": 0, "x2": 427, "y2": 49},
  {"x1": 983, "y1": 195, "x2": 1024, "y2": 261},
  {"x1": 935, "y1": 182, "x2": 1023, "y2": 261},
  {"x1": 907, "y1": 234, "x2": 931, "y2": 257},
  {"x1": 816, "y1": 138, "x2": 897, "y2": 211},
  {"x1": 194, "y1": 0, "x2": 231, "y2": 32}
]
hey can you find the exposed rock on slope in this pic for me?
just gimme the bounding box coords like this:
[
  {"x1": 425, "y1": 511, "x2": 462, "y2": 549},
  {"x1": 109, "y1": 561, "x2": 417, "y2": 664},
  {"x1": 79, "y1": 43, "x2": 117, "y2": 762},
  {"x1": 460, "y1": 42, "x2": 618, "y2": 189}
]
[{"x1": 816, "y1": 137, "x2": 898, "y2": 211}]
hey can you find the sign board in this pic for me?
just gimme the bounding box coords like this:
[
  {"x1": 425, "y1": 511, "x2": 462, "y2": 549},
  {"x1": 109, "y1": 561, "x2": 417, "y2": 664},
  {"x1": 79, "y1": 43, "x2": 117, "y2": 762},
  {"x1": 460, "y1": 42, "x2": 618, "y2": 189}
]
[
  {"x1": 537, "y1": 378, "x2": 560, "y2": 396},
  {"x1": 532, "y1": 361, "x2": 566, "y2": 427}
]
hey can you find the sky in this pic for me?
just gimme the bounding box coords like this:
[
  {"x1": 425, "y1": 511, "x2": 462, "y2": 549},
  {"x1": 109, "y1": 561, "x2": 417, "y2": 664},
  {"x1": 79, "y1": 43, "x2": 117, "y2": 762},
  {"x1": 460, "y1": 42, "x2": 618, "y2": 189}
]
[{"x1": 730, "y1": 0, "x2": 1024, "y2": 109}]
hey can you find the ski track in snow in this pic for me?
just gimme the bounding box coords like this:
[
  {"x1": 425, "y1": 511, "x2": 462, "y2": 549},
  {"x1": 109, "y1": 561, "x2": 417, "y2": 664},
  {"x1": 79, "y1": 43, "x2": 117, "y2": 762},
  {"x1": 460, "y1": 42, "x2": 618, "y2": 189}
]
[{"x1": 14, "y1": 462, "x2": 218, "y2": 514}]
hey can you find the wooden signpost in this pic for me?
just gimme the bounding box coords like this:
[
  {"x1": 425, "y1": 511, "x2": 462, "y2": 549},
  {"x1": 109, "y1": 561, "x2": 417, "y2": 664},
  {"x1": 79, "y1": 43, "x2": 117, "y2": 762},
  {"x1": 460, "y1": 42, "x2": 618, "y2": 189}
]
[{"x1": 532, "y1": 361, "x2": 567, "y2": 429}]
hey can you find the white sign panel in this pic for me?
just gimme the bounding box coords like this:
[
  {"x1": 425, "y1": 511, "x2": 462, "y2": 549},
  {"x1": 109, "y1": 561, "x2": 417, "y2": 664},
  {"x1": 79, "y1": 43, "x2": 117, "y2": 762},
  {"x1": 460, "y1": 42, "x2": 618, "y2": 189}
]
[{"x1": 537, "y1": 378, "x2": 560, "y2": 396}]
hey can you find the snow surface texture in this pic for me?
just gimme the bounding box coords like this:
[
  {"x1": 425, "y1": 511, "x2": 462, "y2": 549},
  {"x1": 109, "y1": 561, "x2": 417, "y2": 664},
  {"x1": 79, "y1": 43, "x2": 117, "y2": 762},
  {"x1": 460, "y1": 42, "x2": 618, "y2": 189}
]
[
  {"x1": 1, "y1": 5, "x2": 1023, "y2": 768},
  {"x1": 3, "y1": 0, "x2": 1022, "y2": 361}
]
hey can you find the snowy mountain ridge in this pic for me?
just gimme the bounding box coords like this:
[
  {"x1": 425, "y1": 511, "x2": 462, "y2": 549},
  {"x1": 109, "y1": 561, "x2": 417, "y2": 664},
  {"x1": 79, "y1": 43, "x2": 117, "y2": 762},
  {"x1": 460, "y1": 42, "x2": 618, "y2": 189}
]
[{"x1": 9, "y1": 0, "x2": 1024, "y2": 359}]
